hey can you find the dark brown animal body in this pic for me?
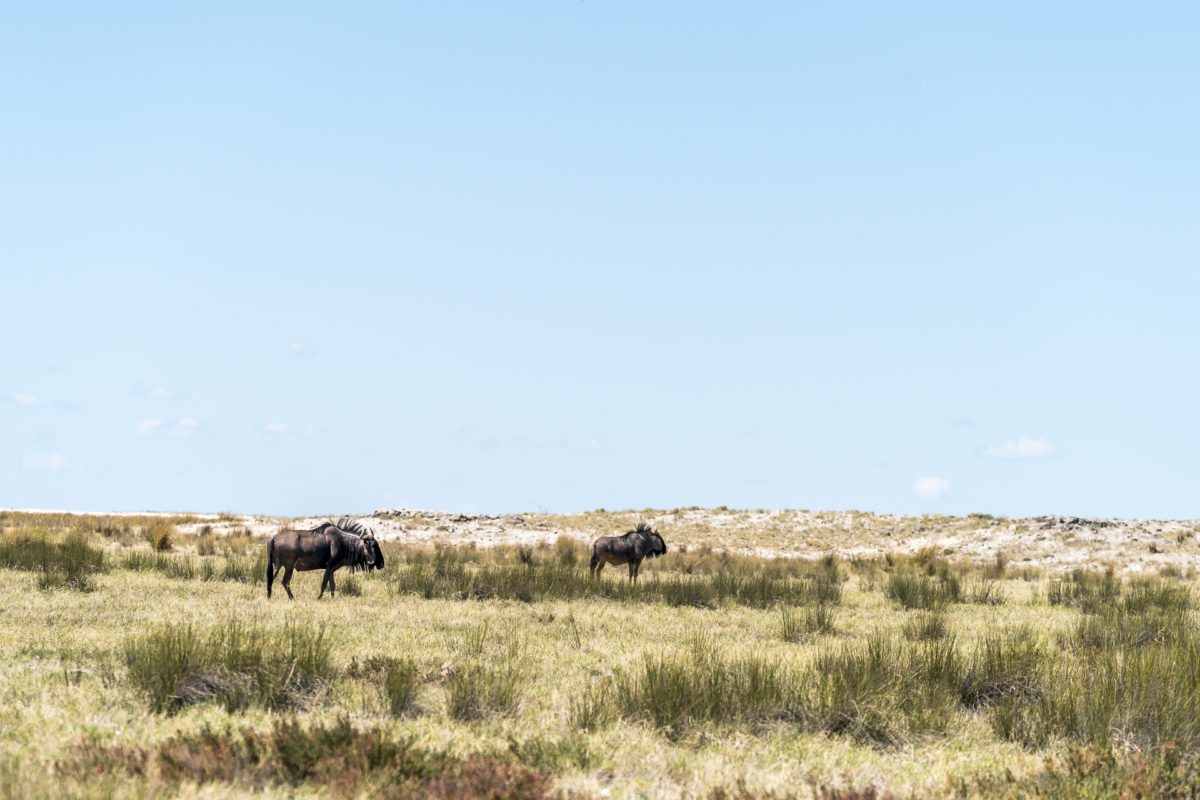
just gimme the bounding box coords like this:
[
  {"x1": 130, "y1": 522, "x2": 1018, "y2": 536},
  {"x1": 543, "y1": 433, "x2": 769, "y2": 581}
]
[
  {"x1": 266, "y1": 517, "x2": 384, "y2": 599},
  {"x1": 589, "y1": 523, "x2": 667, "y2": 581}
]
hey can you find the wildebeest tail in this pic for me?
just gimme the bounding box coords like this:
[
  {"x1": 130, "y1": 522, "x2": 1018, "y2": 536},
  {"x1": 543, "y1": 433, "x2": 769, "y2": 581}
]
[{"x1": 266, "y1": 538, "x2": 276, "y2": 596}]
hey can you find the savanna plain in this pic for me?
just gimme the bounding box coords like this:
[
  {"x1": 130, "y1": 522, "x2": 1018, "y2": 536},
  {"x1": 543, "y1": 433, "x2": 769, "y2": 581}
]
[{"x1": 4, "y1": 507, "x2": 1200, "y2": 799}]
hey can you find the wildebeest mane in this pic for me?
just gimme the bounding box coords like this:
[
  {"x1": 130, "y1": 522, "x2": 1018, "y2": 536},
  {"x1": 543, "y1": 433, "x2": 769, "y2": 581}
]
[
  {"x1": 331, "y1": 517, "x2": 377, "y2": 574},
  {"x1": 617, "y1": 522, "x2": 656, "y2": 539},
  {"x1": 333, "y1": 516, "x2": 377, "y2": 538}
]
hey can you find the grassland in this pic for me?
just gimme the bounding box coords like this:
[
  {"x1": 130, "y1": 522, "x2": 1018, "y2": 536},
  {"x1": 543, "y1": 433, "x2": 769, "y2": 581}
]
[{"x1": 3, "y1": 508, "x2": 1200, "y2": 799}]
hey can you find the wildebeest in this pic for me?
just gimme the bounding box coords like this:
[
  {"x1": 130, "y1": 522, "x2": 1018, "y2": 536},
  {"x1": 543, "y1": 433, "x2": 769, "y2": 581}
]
[
  {"x1": 266, "y1": 516, "x2": 384, "y2": 599},
  {"x1": 589, "y1": 523, "x2": 667, "y2": 581}
]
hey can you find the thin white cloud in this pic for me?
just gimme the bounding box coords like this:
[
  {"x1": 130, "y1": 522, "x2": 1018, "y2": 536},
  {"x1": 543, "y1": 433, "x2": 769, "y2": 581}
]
[
  {"x1": 133, "y1": 383, "x2": 187, "y2": 401},
  {"x1": 303, "y1": 422, "x2": 322, "y2": 437},
  {"x1": 138, "y1": 417, "x2": 205, "y2": 438},
  {"x1": 22, "y1": 452, "x2": 72, "y2": 471},
  {"x1": 172, "y1": 417, "x2": 202, "y2": 438},
  {"x1": 263, "y1": 422, "x2": 288, "y2": 435},
  {"x1": 290, "y1": 341, "x2": 314, "y2": 357},
  {"x1": 984, "y1": 436, "x2": 1053, "y2": 460},
  {"x1": 13, "y1": 393, "x2": 40, "y2": 406},
  {"x1": 914, "y1": 476, "x2": 951, "y2": 499}
]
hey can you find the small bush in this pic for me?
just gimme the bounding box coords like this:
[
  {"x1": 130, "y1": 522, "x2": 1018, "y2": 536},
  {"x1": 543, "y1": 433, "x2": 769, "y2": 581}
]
[
  {"x1": 507, "y1": 733, "x2": 596, "y2": 771},
  {"x1": 64, "y1": 717, "x2": 560, "y2": 799},
  {"x1": 554, "y1": 535, "x2": 584, "y2": 567},
  {"x1": 143, "y1": 522, "x2": 174, "y2": 552}
]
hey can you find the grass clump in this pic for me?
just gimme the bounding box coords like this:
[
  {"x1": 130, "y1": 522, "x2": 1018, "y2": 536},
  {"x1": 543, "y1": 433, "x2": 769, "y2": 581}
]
[
  {"x1": 569, "y1": 678, "x2": 615, "y2": 733},
  {"x1": 780, "y1": 604, "x2": 836, "y2": 642},
  {"x1": 447, "y1": 649, "x2": 525, "y2": 720},
  {"x1": 1046, "y1": 567, "x2": 1120, "y2": 612},
  {"x1": 902, "y1": 611, "x2": 949, "y2": 641},
  {"x1": 885, "y1": 571, "x2": 960, "y2": 609},
  {"x1": 0, "y1": 530, "x2": 105, "y2": 591},
  {"x1": 960, "y1": 630, "x2": 1047, "y2": 710},
  {"x1": 383, "y1": 658, "x2": 421, "y2": 716},
  {"x1": 964, "y1": 575, "x2": 1005, "y2": 605},
  {"x1": 809, "y1": 635, "x2": 964, "y2": 746},
  {"x1": 991, "y1": 622, "x2": 1200, "y2": 752},
  {"x1": 612, "y1": 645, "x2": 794, "y2": 737},
  {"x1": 123, "y1": 621, "x2": 334, "y2": 713}
]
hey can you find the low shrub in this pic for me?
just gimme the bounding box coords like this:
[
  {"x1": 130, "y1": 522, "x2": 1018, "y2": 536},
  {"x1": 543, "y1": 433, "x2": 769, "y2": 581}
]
[
  {"x1": 143, "y1": 522, "x2": 174, "y2": 552},
  {"x1": 63, "y1": 717, "x2": 559, "y2": 799}
]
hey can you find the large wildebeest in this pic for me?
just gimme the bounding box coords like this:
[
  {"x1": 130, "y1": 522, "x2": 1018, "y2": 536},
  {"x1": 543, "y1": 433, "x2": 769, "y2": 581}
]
[
  {"x1": 589, "y1": 523, "x2": 667, "y2": 582},
  {"x1": 266, "y1": 516, "x2": 385, "y2": 599}
]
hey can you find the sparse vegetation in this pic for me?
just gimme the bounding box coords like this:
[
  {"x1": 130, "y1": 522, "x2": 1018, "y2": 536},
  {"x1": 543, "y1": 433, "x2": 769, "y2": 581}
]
[{"x1": 3, "y1": 508, "x2": 1200, "y2": 799}]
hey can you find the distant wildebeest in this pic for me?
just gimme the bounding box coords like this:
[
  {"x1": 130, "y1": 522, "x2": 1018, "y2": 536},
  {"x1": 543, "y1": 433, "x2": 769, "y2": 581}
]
[
  {"x1": 266, "y1": 516, "x2": 384, "y2": 599},
  {"x1": 589, "y1": 523, "x2": 667, "y2": 581}
]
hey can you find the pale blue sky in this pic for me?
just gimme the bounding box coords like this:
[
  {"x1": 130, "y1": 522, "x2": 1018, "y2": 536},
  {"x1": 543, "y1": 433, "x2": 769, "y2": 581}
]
[{"x1": 3, "y1": 2, "x2": 1197, "y2": 518}]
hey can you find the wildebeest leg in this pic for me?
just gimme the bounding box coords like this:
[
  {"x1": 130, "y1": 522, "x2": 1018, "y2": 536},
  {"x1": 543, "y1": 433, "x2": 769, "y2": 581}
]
[
  {"x1": 628, "y1": 561, "x2": 636, "y2": 581},
  {"x1": 281, "y1": 566, "x2": 295, "y2": 600},
  {"x1": 266, "y1": 559, "x2": 275, "y2": 599},
  {"x1": 590, "y1": 554, "x2": 603, "y2": 577},
  {"x1": 318, "y1": 566, "x2": 336, "y2": 598}
]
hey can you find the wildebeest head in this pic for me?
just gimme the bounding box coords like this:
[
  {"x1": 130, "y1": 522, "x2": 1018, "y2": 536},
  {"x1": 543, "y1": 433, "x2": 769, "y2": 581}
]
[
  {"x1": 635, "y1": 523, "x2": 667, "y2": 559},
  {"x1": 334, "y1": 516, "x2": 385, "y2": 572}
]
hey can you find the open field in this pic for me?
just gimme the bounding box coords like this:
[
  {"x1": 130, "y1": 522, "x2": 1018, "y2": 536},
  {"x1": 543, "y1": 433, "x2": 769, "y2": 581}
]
[{"x1": 4, "y1": 508, "x2": 1200, "y2": 799}]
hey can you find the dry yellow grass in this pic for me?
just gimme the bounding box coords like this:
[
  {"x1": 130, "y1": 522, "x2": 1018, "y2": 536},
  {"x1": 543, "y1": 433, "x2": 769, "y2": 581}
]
[{"x1": 2, "y1": 509, "x2": 1198, "y2": 799}]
